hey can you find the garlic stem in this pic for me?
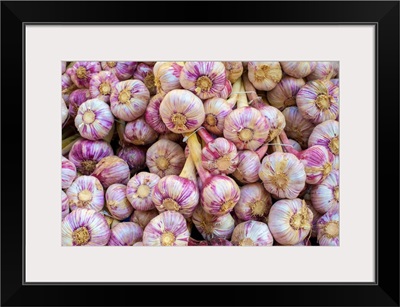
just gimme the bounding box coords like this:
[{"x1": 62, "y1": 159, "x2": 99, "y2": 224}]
[
  {"x1": 185, "y1": 133, "x2": 211, "y2": 183},
  {"x1": 226, "y1": 78, "x2": 242, "y2": 108},
  {"x1": 179, "y1": 155, "x2": 197, "y2": 182},
  {"x1": 279, "y1": 130, "x2": 300, "y2": 156},
  {"x1": 273, "y1": 136, "x2": 283, "y2": 152},
  {"x1": 256, "y1": 143, "x2": 269, "y2": 160},
  {"x1": 197, "y1": 127, "x2": 215, "y2": 144},
  {"x1": 242, "y1": 74, "x2": 262, "y2": 107},
  {"x1": 236, "y1": 80, "x2": 248, "y2": 108},
  {"x1": 62, "y1": 135, "x2": 80, "y2": 156}
]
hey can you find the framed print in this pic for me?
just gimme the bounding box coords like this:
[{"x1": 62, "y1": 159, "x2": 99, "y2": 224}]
[{"x1": 1, "y1": 1, "x2": 399, "y2": 306}]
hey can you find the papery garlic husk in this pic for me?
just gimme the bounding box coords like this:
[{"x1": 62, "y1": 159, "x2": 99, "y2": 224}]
[
  {"x1": 75, "y1": 98, "x2": 114, "y2": 141},
  {"x1": 68, "y1": 138, "x2": 114, "y2": 175},
  {"x1": 288, "y1": 139, "x2": 302, "y2": 152},
  {"x1": 216, "y1": 79, "x2": 232, "y2": 99},
  {"x1": 89, "y1": 70, "x2": 119, "y2": 103},
  {"x1": 299, "y1": 145, "x2": 334, "y2": 185},
  {"x1": 67, "y1": 175, "x2": 104, "y2": 211},
  {"x1": 67, "y1": 61, "x2": 101, "y2": 88},
  {"x1": 232, "y1": 150, "x2": 261, "y2": 184},
  {"x1": 234, "y1": 183, "x2": 272, "y2": 222},
  {"x1": 223, "y1": 61, "x2": 244, "y2": 83},
  {"x1": 105, "y1": 183, "x2": 133, "y2": 220},
  {"x1": 280, "y1": 62, "x2": 317, "y2": 78},
  {"x1": 153, "y1": 62, "x2": 184, "y2": 95},
  {"x1": 130, "y1": 209, "x2": 159, "y2": 229},
  {"x1": 259, "y1": 152, "x2": 306, "y2": 199},
  {"x1": 247, "y1": 62, "x2": 282, "y2": 91},
  {"x1": 192, "y1": 205, "x2": 234, "y2": 240},
  {"x1": 68, "y1": 89, "x2": 91, "y2": 117},
  {"x1": 62, "y1": 98, "x2": 69, "y2": 125},
  {"x1": 107, "y1": 222, "x2": 143, "y2": 246},
  {"x1": 203, "y1": 97, "x2": 232, "y2": 136},
  {"x1": 62, "y1": 208, "x2": 110, "y2": 246},
  {"x1": 266, "y1": 76, "x2": 306, "y2": 110},
  {"x1": 231, "y1": 220, "x2": 274, "y2": 246},
  {"x1": 143, "y1": 211, "x2": 189, "y2": 246},
  {"x1": 101, "y1": 61, "x2": 138, "y2": 80},
  {"x1": 62, "y1": 190, "x2": 69, "y2": 220},
  {"x1": 317, "y1": 206, "x2": 339, "y2": 246},
  {"x1": 268, "y1": 199, "x2": 313, "y2": 245},
  {"x1": 146, "y1": 139, "x2": 185, "y2": 177},
  {"x1": 330, "y1": 78, "x2": 339, "y2": 87},
  {"x1": 305, "y1": 200, "x2": 322, "y2": 238},
  {"x1": 208, "y1": 238, "x2": 233, "y2": 246},
  {"x1": 62, "y1": 156, "x2": 77, "y2": 189},
  {"x1": 282, "y1": 106, "x2": 315, "y2": 149},
  {"x1": 179, "y1": 61, "x2": 227, "y2": 99},
  {"x1": 127, "y1": 172, "x2": 160, "y2": 211},
  {"x1": 256, "y1": 104, "x2": 286, "y2": 142},
  {"x1": 145, "y1": 94, "x2": 169, "y2": 134},
  {"x1": 92, "y1": 155, "x2": 130, "y2": 188},
  {"x1": 307, "y1": 61, "x2": 337, "y2": 81},
  {"x1": 134, "y1": 63, "x2": 157, "y2": 95},
  {"x1": 117, "y1": 145, "x2": 146, "y2": 172},
  {"x1": 159, "y1": 89, "x2": 205, "y2": 134},
  {"x1": 296, "y1": 80, "x2": 339, "y2": 124},
  {"x1": 201, "y1": 137, "x2": 239, "y2": 175},
  {"x1": 110, "y1": 79, "x2": 150, "y2": 122},
  {"x1": 124, "y1": 117, "x2": 158, "y2": 145},
  {"x1": 311, "y1": 169, "x2": 339, "y2": 214}
]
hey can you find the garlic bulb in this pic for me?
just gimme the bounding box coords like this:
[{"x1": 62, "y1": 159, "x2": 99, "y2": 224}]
[
  {"x1": 223, "y1": 61, "x2": 243, "y2": 83},
  {"x1": 307, "y1": 61, "x2": 337, "y2": 81},
  {"x1": 266, "y1": 76, "x2": 306, "y2": 110},
  {"x1": 282, "y1": 106, "x2": 315, "y2": 149},
  {"x1": 330, "y1": 78, "x2": 339, "y2": 87},
  {"x1": 75, "y1": 98, "x2": 114, "y2": 141},
  {"x1": 133, "y1": 63, "x2": 157, "y2": 95},
  {"x1": 130, "y1": 209, "x2": 159, "y2": 229},
  {"x1": 231, "y1": 221, "x2": 274, "y2": 246},
  {"x1": 311, "y1": 169, "x2": 339, "y2": 214},
  {"x1": 288, "y1": 139, "x2": 302, "y2": 152},
  {"x1": 232, "y1": 144, "x2": 268, "y2": 184},
  {"x1": 110, "y1": 80, "x2": 150, "y2": 122},
  {"x1": 67, "y1": 61, "x2": 101, "y2": 88},
  {"x1": 126, "y1": 172, "x2": 160, "y2": 211},
  {"x1": 62, "y1": 208, "x2": 110, "y2": 246},
  {"x1": 105, "y1": 184, "x2": 133, "y2": 220},
  {"x1": 268, "y1": 199, "x2": 313, "y2": 245},
  {"x1": 62, "y1": 190, "x2": 69, "y2": 220},
  {"x1": 159, "y1": 89, "x2": 205, "y2": 134},
  {"x1": 62, "y1": 98, "x2": 68, "y2": 125},
  {"x1": 179, "y1": 61, "x2": 226, "y2": 99},
  {"x1": 101, "y1": 61, "x2": 138, "y2": 80},
  {"x1": 62, "y1": 156, "x2": 77, "y2": 189},
  {"x1": 203, "y1": 97, "x2": 232, "y2": 136},
  {"x1": 143, "y1": 211, "x2": 189, "y2": 246},
  {"x1": 66, "y1": 175, "x2": 104, "y2": 212},
  {"x1": 107, "y1": 222, "x2": 143, "y2": 246},
  {"x1": 280, "y1": 62, "x2": 317, "y2": 78},
  {"x1": 89, "y1": 70, "x2": 119, "y2": 103},
  {"x1": 117, "y1": 145, "x2": 146, "y2": 172},
  {"x1": 124, "y1": 117, "x2": 158, "y2": 145},
  {"x1": 255, "y1": 103, "x2": 286, "y2": 143},
  {"x1": 299, "y1": 145, "x2": 334, "y2": 185},
  {"x1": 192, "y1": 206, "x2": 234, "y2": 240},
  {"x1": 62, "y1": 72, "x2": 75, "y2": 104},
  {"x1": 247, "y1": 62, "x2": 282, "y2": 91},
  {"x1": 92, "y1": 156, "x2": 130, "y2": 188},
  {"x1": 317, "y1": 207, "x2": 339, "y2": 246},
  {"x1": 153, "y1": 62, "x2": 184, "y2": 95},
  {"x1": 259, "y1": 152, "x2": 306, "y2": 199},
  {"x1": 216, "y1": 80, "x2": 232, "y2": 99},
  {"x1": 144, "y1": 94, "x2": 169, "y2": 134},
  {"x1": 68, "y1": 89, "x2": 91, "y2": 117}
]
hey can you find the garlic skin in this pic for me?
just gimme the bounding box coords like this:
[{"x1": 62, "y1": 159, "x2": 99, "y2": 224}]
[
  {"x1": 179, "y1": 61, "x2": 227, "y2": 99},
  {"x1": 153, "y1": 62, "x2": 184, "y2": 95},
  {"x1": 201, "y1": 138, "x2": 239, "y2": 175},
  {"x1": 223, "y1": 61, "x2": 243, "y2": 83},
  {"x1": 146, "y1": 139, "x2": 185, "y2": 177},
  {"x1": 307, "y1": 61, "x2": 337, "y2": 81},
  {"x1": 117, "y1": 145, "x2": 146, "y2": 172},
  {"x1": 62, "y1": 190, "x2": 69, "y2": 220},
  {"x1": 288, "y1": 139, "x2": 302, "y2": 152},
  {"x1": 247, "y1": 62, "x2": 282, "y2": 91},
  {"x1": 192, "y1": 206, "x2": 234, "y2": 240},
  {"x1": 126, "y1": 172, "x2": 160, "y2": 211},
  {"x1": 266, "y1": 76, "x2": 306, "y2": 110},
  {"x1": 101, "y1": 61, "x2": 138, "y2": 80},
  {"x1": 216, "y1": 80, "x2": 232, "y2": 99},
  {"x1": 100, "y1": 210, "x2": 121, "y2": 228},
  {"x1": 234, "y1": 183, "x2": 272, "y2": 222},
  {"x1": 67, "y1": 61, "x2": 101, "y2": 88},
  {"x1": 62, "y1": 73, "x2": 74, "y2": 104},
  {"x1": 130, "y1": 209, "x2": 159, "y2": 229},
  {"x1": 317, "y1": 207, "x2": 339, "y2": 246},
  {"x1": 256, "y1": 104, "x2": 286, "y2": 143},
  {"x1": 282, "y1": 106, "x2": 315, "y2": 149},
  {"x1": 107, "y1": 222, "x2": 143, "y2": 246},
  {"x1": 62, "y1": 208, "x2": 110, "y2": 246},
  {"x1": 61, "y1": 98, "x2": 69, "y2": 125},
  {"x1": 232, "y1": 151, "x2": 261, "y2": 184},
  {"x1": 330, "y1": 78, "x2": 339, "y2": 87},
  {"x1": 203, "y1": 97, "x2": 232, "y2": 136},
  {"x1": 105, "y1": 184, "x2": 133, "y2": 220},
  {"x1": 209, "y1": 238, "x2": 233, "y2": 246},
  {"x1": 143, "y1": 211, "x2": 189, "y2": 246},
  {"x1": 89, "y1": 70, "x2": 119, "y2": 103},
  {"x1": 144, "y1": 94, "x2": 169, "y2": 134},
  {"x1": 259, "y1": 152, "x2": 306, "y2": 199},
  {"x1": 231, "y1": 221, "x2": 274, "y2": 246},
  {"x1": 75, "y1": 98, "x2": 114, "y2": 141},
  {"x1": 68, "y1": 89, "x2": 91, "y2": 117},
  {"x1": 66, "y1": 175, "x2": 104, "y2": 212},
  {"x1": 280, "y1": 62, "x2": 317, "y2": 78},
  {"x1": 68, "y1": 138, "x2": 114, "y2": 175},
  {"x1": 299, "y1": 145, "x2": 334, "y2": 185},
  {"x1": 92, "y1": 156, "x2": 130, "y2": 188},
  {"x1": 268, "y1": 199, "x2": 313, "y2": 245},
  {"x1": 311, "y1": 169, "x2": 339, "y2": 214},
  {"x1": 134, "y1": 63, "x2": 157, "y2": 95},
  {"x1": 124, "y1": 117, "x2": 158, "y2": 145},
  {"x1": 159, "y1": 89, "x2": 205, "y2": 134},
  {"x1": 305, "y1": 200, "x2": 322, "y2": 238},
  {"x1": 62, "y1": 156, "x2": 77, "y2": 189},
  {"x1": 296, "y1": 80, "x2": 339, "y2": 124},
  {"x1": 110, "y1": 80, "x2": 150, "y2": 122}
]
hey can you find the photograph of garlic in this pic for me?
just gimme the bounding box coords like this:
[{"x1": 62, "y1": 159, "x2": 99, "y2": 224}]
[{"x1": 62, "y1": 60, "x2": 339, "y2": 247}]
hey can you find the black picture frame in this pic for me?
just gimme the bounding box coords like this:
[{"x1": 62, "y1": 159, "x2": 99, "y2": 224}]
[{"x1": 1, "y1": 1, "x2": 399, "y2": 306}]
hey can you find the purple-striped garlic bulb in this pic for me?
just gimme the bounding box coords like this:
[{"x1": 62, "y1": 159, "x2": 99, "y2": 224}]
[
  {"x1": 307, "y1": 61, "x2": 337, "y2": 81},
  {"x1": 66, "y1": 175, "x2": 104, "y2": 212},
  {"x1": 280, "y1": 62, "x2": 317, "y2": 78},
  {"x1": 296, "y1": 80, "x2": 339, "y2": 124},
  {"x1": 124, "y1": 117, "x2": 158, "y2": 145},
  {"x1": 62, "y1": 98, "x2": 68, "y2": 125},
  {"x1": 92, "y1": 156, "x2": 130, "y2": 188},
  {"x1": 179, "y1": 61, "x2": 227, "y2": 99},
  {"x1": 268, "y1": 199, "x2": 313, "y2": 245},
  {"x1": 68, "y1": 138, "x2": 114, "y2": 175},
  {"x1": 101, "y1": 61, "x2": 138, "y2": 80},
  {"x1": 62, "y1": 208, "x2": 110, "y2": 246},
  {"x1": 62, "y1": 72, "x2": 75, "y2": 104},
  {"x1": 107, "y1": 222, "x2": 143, "y2": 246},
  {"x1": 247, "y1": 62, "x2": 282, "y2": 91},
  {"x1": 317, "y1": 207, "x2": 339, "y2": 246},
  {"x1": 266, "y1": 76, "x2": 306, "y2": 110},
  {"x1": 89, "y1": 70, "x2": 119, "y2": 103},
  {"x1": 105, "y1": 184, "x2": 133, "y2": 220},
  {"x1": 159, "y1": 89, "x2": 205, "y2": 134},
  {"x1": 231, "y1": 220, "x2": 274, "y2": 246},
  {"x1": 67, "y1": 62, "x2": 101, "y2": 88},
  {"x1": 253, "y1": 102, "x2": 286, "y2": 143},
  {"x1": 259, "y1": 152, "x2": 306, "y2": 199},
  {"x1": 68, "y1": 89, "x2": 91, "y2": 117},
  {"x1": 75, "y1": 98, "x2": 114, "y2": 141},
  {"x1": 62, "y1": 156, "x2": 77, "y2": 189},
  {"x1": 223, "y1": 61, "x2": 243, "y2": 83},
  {"x1": 216, "y1": 79, "x2": 232, "y2": 99},
  {"x1": 288, "y1": 139, "x2": 302, "y2": 152},
  {"x1": 298, "y1": 145, "x2": 334, "y2": 185},
  {"x1": 127, "y1": 172, "x2": 160, "y2": 211},
  {"x1": 311, "y1": 169, "x2": 339, "y2": 214},
  {"x1": 282, "y1": 106, "x2": 315, "y2": 149},
  {"x1": 203, "y1": 97, "x2": 232, "y2": 136},
  {"x1": 62, "y1": 190, "x2": 69, "y2": 220},
  {"x1": 134, "y1": 63, "x2": 157, "y2": 95},
  {"x1": 143, "y1": 211, "x2": 189, "y2": 246},
  {"x1": 192, "y1": 206, "x2": 234, "y2": 240},
  {"x1": 234, "y1": 183, "x2": 272, "y2": 222},
  {"x1": 110, "y1": 80, "x2": 150, "y2": 122},
  {"x1": 145, "y1": 94, "x2": 169, "y2": 134},
  {"x1": 146, "y1": 139, "x2": 185, "y2": 177},
  {"x1": 153, "y1": 62, "x2": 184, "y2": 95},
  {"x1": 117, "y1": 145, "x2": 146, "y2": 172},
  {"x1": 209, "y1": 238, "x2": 233, "y2": 246},
  {"x1": 130, "y1": 209, "x2": 159, "y2": 229}
]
